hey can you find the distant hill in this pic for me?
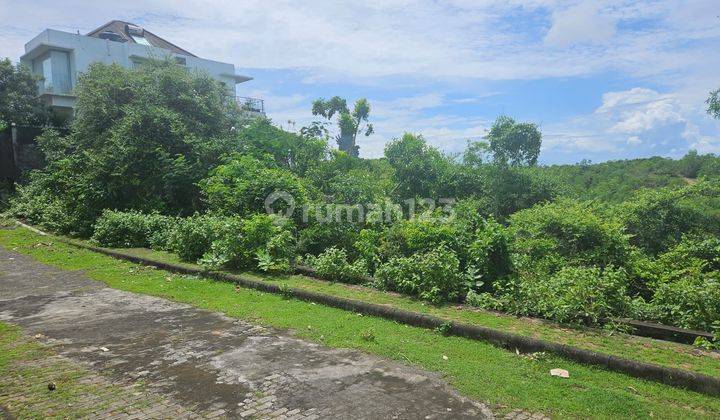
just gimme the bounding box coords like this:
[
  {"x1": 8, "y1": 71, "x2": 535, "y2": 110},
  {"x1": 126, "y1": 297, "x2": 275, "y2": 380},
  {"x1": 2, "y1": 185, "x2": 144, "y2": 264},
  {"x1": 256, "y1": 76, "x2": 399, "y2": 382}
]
[{"x1": 540, "y1": 152, "x2": 720, "y2": 202}]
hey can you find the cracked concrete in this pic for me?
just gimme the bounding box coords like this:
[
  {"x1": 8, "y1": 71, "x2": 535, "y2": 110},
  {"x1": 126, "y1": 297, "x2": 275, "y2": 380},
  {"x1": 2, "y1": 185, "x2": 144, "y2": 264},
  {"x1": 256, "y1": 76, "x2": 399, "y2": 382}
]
[{"x1": 0, "y1": 247, "x2": 492, "y2": 419}]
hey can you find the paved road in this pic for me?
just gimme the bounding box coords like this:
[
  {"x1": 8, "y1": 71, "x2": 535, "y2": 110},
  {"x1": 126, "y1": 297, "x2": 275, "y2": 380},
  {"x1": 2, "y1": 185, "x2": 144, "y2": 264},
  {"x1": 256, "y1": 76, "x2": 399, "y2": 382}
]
[{"x1": 0, "y1": 247, "x2": 492, "y2": 419}]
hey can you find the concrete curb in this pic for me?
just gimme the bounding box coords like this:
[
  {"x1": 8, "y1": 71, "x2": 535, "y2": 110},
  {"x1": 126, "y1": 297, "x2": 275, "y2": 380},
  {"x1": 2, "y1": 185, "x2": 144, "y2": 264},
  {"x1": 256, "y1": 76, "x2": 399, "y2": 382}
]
[{"x1": 13, "y1": 221, "x2": 720, "y2": 396}]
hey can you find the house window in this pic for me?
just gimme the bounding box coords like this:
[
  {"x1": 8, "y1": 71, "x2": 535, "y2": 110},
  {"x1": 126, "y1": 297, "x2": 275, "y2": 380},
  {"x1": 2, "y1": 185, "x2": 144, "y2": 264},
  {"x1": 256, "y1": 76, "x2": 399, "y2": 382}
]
[
  {"x1": 130, "y1": 34, "x2": 152, "y2": 46},
  {"x1": 41, "y1": 56, "x2": 53, "y2": 91}
]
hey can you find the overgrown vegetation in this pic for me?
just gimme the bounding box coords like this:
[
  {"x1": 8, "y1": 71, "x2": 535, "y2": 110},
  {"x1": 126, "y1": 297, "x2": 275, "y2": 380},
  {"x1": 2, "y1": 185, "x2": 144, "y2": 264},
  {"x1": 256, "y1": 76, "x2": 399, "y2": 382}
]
[{"x1": 7, "y1": 57, "x2": 720, "y2": 337}]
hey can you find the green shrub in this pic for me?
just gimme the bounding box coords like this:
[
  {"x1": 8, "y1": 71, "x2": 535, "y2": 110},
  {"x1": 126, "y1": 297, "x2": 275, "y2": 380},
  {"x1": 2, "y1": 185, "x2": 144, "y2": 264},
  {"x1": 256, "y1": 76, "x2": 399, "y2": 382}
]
[
  {"x1": 509, "y1": 266, "x2": 633, "y2": 325},
  {"x1": 297, "y1": 220, "x2": 361, "y2": 257},
  {"x1": 510, "y1": 200, "x2": 630, "y2": 275},
  {"x1": 465, "y1": 290, "x2": 504, "y2": 311},
  {"x1": 375, "y1": 246, "x2": 467, "y2": 304},
  {"x1": 650, "y1": 269, "x2": 720, "y2": 331},
  {"x1": 10, "y1": 60, "x2": 243, "y2": 236},
  {"x1": 468, "y1": 218, "x2": 512, "y2": 290},
  {"x1": 92, "y1": 210, "x2": 175, "y2": 248},
  {"x1": 618, "y1": 183, "x2": 720, "y2": 255},
  {"x1": 168, "y1": 214, "x2": 226, "y2": 262},
  {"x1": 201, "y1": 154, "x2": 311, "y2": 219},
  {"x1": 203, "y1": 214, "x2": 295, "y2": 271},
  {"x1": 305, "y1": 246, "x2": 368, "y2": 284}
]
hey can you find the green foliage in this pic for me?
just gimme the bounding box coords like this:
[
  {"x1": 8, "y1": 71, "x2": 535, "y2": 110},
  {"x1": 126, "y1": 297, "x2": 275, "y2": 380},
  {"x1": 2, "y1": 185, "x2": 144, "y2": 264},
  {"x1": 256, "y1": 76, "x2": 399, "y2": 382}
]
[
  {"x1": 510, "y1": 266, "x2": 633, "y2": 325},
  {"x1": 10, "y1": 59, "x2": 242, "y2": 235},
  {"x1": 305, "y1": 246, "x2": 368, "y2": 284},
  {"x1": 485, "y1": 116, "x2": 542, "y2": 167},
  {"x1": 202, "y1": 214, "x2": 295, "y2": 271},
  {"x1": 708, "y1": 88, "x2": 720, "y2": 119},
  {"x1": 384, "y1": 133, "x2": 452, "y2": 198},
  {"x1": 650, "y1": 270, "x2": 720, "y2": 331},
  {"x1": 375, "y1": 246, "x2": 468, "y2": 304},
  {"x1": 201, "y1": 154, "x2": 311, "y2": 219},
  {"x1": 168, "y1": 214, "x2": 225, "y2": 262},
  {"x1": 0, "y1": 58, "x2": 51, "y2": 125},
  {"x1": 91, "y1": 210, "x2": 175, "y2": 249},
  {"x1": 297, "y1": 219, "x2": 362, "y2": 256},
  {"x1": 238, "y1": 118, "x2": 328, "y2": 176},
  {"x1": 618, "y1": 182, "x2": 720, "y2": 255},
  {"x1": 468, "y1": 218, "x2": 512, "y2": 290},
  {"x1": 510, "y1": 200, "x2": 630, "y2": 274}
]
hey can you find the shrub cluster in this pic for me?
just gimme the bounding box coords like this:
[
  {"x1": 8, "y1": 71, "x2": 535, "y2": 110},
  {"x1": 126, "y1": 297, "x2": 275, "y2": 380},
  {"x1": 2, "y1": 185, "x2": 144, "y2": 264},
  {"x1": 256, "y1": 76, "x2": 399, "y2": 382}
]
[
  {"x1": 304, "y1": 247, "x2": 368, "y2": 284},
  {"x1": 375, "y1": 245, "x2": 468, "y2": 304},
  {"x1": 92, "y1": 210, "x2": 176, "y2": 249}
]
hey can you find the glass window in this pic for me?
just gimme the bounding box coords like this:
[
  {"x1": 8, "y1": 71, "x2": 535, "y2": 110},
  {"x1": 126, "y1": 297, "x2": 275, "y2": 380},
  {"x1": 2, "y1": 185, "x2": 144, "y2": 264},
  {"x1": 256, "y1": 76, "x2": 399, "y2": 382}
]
[
  {"x1": 41, "y1": 56, "x2": 53, "y2": 90},
  {"x1": 131, "y1": 35, "x2": 152, "y2": 46}
]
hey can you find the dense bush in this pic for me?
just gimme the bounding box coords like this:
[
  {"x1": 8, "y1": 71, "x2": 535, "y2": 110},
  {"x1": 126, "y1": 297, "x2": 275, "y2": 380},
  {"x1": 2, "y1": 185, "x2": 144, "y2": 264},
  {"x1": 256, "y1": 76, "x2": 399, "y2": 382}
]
[
  {"x1": 378, "y1": 218, "x2": 472, "y2": 266},
  {"x1": 618, "y1": 182, "x2": 720, "y2": 255},
  {"x1": 305, "y1": 247, "x2": 368, "y2": 284},
  {"x1": 467, "y1": 218, "x2": 512, "y2": 290},
  {"x1": 509, "y1": 200, "x2": 630, "y2": 274},
  {"x1": 507, "y1": 265, "x2": 633, "y2": 325},
  {"x1": 202, "y1": 214, "x2": 295, "y2": 271},
  {"x1": 650, "y1": 270, "x2": 720, "y2": 331},
  {"x1": 10, "y1": 59, "x2": 242, "y2": 235},
  {"x1": 168, "y1": 214, "x2": 226, "y2": 262},
  {"x1": 92, "y1": 210, "x2": 175, "y2": 249},
  {"x1": 201, "y1": 154, "x2": 311, "y2": 219},
  {"x1": 375, "y1": 246, "x2": 467, "y2": 303}
]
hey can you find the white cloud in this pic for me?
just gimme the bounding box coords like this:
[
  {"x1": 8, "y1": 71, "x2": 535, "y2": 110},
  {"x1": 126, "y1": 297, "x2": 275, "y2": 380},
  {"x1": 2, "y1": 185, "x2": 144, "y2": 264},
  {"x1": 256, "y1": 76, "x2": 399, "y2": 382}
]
[
  {"x1": 627, "y1": 136, "x2": 642, "y2": 145},
  {"x1": 542, "y1": 86, "x2": 718, "y2": 161},
  {"x1": 544, "y1": 3, "x2": 616, "y2": 47},
  {"x1": 2, "y1": 0, "x2": 718, "y2": 83}
]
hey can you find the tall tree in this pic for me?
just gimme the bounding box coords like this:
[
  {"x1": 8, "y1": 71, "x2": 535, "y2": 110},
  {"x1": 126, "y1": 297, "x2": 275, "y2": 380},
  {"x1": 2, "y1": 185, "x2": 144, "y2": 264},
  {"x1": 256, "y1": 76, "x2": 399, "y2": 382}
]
[
  {"x1": 311, "y1": 96, "x2": 373, "y2": 157},
  {"x1": 708, "y1": 88, "x2": 720, "y2": 119},
  {"x1": 0, "y1": 58, "x2": 50, "y2": 125},
  {"x1": 485, "y1": 115, "x2": 542, "y2": 167}
]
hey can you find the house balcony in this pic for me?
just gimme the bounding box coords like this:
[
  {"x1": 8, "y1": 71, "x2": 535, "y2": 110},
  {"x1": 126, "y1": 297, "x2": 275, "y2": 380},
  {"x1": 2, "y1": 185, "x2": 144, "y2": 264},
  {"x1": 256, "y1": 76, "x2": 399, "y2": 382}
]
[{"x1": 236, "y1": 96, "x2": 265, "y2": 115}]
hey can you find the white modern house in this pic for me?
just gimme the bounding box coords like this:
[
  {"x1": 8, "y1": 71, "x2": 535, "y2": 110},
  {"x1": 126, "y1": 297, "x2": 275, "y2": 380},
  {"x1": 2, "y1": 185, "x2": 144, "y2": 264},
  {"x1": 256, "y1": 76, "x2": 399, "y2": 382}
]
[{"x1": 20, "y1": 20, "x2": 263, "y2": 118}]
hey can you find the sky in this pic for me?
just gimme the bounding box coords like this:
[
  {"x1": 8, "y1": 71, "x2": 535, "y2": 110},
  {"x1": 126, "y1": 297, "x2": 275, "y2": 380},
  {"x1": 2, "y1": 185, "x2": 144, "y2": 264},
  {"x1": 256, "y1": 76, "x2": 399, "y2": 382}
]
[{"x1": 1, "y1": 0, "x2": 719, "y2": 164}]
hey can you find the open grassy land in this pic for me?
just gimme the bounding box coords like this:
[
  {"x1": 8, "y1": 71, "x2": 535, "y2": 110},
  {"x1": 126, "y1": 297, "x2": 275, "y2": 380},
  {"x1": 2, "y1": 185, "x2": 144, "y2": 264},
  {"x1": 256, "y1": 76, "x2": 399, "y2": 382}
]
[{"x1": 2, "y1": 225, "x2": 720, "y2": 418}]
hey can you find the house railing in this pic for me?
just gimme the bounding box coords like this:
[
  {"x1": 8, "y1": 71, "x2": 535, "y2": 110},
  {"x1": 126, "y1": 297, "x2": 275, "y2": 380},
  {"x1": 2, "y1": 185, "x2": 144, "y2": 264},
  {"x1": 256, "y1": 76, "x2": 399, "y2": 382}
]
[{"x1": 236, "y1": 96, "x2": 264, "y2": 114}]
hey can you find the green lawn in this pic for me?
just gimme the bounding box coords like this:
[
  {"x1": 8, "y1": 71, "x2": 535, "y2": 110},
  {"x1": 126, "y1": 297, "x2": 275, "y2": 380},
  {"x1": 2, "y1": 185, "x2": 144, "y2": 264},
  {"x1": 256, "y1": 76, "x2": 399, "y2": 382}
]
[{"x1": 1, "y1": 225, "x2": 719, "y2": 418}]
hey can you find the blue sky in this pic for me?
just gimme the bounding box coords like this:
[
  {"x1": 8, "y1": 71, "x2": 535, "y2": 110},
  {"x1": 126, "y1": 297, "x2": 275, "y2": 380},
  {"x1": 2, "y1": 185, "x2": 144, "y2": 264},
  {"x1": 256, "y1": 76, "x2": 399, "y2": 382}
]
[{"x1": 1, "y1": 0, "x2": 719, "y2": 164}]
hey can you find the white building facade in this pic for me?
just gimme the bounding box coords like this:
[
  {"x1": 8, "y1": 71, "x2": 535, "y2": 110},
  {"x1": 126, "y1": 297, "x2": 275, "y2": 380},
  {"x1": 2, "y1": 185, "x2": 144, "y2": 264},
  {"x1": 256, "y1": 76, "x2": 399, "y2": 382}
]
[{"x1": 20, "y1": 21, "x2": 262, "y2": 117}]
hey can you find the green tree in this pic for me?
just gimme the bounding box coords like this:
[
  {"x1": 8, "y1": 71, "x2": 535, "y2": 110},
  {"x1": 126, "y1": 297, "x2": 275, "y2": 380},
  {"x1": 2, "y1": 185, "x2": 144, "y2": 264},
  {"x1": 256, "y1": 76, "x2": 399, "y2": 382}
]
[
  {"x1": 11, "y1": 59, "x2": 243, "y2": 235},
  {"x1": 384, "y1": 133, "x2": 451, "y2": 199},
  {"x1": 485, "y1": 116, "x2": 542, "y2": 166},
  {"x1": 238, "y1": 118, "x2": 328, "y2": 176},
  {"x1": 463, "y1": 139, "x2": 490, "y2": 167},
  {"x1": 311, "y1": 96, "x2": 373, "y2": 157},
  {"x1": 708, "y1": 88, "x2": 720, "y2": 119},
  {"x1": 0, "y1": 58, "x2": 50, "y2": 125}
]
